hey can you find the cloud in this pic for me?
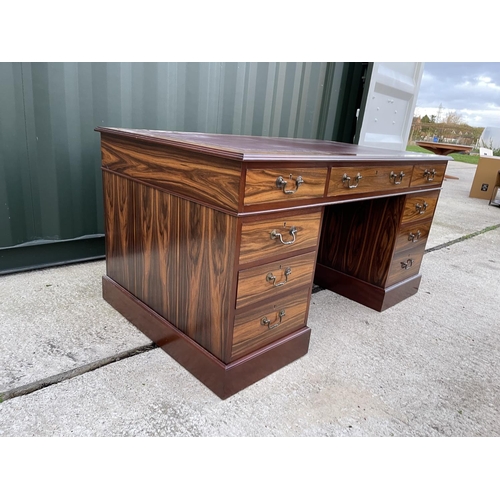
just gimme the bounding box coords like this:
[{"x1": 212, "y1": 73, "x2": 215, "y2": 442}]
[{"x1": 415, "y1": 62, "x2": 500, "y2": 127}]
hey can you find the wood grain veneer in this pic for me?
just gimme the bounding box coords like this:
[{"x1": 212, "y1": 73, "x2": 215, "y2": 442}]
[
  {"x1": 232, "y1": 287, "x2": 311, "y2": 361},
  {"x1": 103, "y1": 170, "x2": 238, "y2": 361},
  {"x1": 239, "y1": 209, "x2": 322, "y2": 265},
  {"x1": 236, "y1": 251, "x2": 317, "y2": 309},
  {"x1": 244, "y1": 164, "x2": 327, "y2": 205},
  {"x1": 95, "y1": 127, "x2": 450, "y2": 163},
  {"x1": 101, "y1": 133, "x2": 242, "y2": 212},
  {"x1": 97, "y1": 127, "x2": 449, "y2": 398},
  {"x1": 385, "y1": 242, "x2": 426, "y2": 287},
  {"x1": 328, "y1": 165, "x2": 413, "y2": 196},
  {"x1": 394, "y1": 220, "x2": 432, "y2": 253},
  {"x1": 401, "y1": 191, "x2": 440, "y2": 223},
  {"x1": 317, "y1": 196, "x2": 405, "y2": 287},
  {"x1": 410, "y1": 164, "x2": 446, "y2": 187}
]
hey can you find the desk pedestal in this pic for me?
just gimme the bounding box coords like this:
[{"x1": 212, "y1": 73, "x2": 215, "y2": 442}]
[{"x1": 315, "y1": 195, "x2": 432, "y2": 311}]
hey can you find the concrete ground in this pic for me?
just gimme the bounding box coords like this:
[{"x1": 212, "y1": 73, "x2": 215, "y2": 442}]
[{"x1": 0, "y1": 160, "x2": 499, "y2": 437}]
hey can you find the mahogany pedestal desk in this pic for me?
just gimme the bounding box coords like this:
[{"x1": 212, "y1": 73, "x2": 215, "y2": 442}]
[{"x1": 96, "y1": 128, "x2": 449, "y2": 399}]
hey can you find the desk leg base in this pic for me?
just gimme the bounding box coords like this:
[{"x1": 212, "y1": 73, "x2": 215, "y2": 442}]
[
  {"x1": 314, "y1": 265, "x2": 422, "y2": 312},
  {"x1": 102, "y1": 276, "x2": 311, "y2": 399}
]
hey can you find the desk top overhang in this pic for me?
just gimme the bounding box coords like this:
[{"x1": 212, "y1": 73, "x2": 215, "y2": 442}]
[{"x1": 96, "y1": 127, "x2": 450, "y2": 163}]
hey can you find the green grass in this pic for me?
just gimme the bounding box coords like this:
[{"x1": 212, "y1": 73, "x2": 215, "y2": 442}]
[{"x1": 406, "y1": 145, "x2": 480, "y2": 165}]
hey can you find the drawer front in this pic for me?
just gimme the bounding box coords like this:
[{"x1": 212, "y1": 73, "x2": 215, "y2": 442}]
[
  {"x1": 410, "y1": 164, "x2": 446, "y2": 187},
  {"x1": 231, "y1": 287, "x2": 310, "y2": 361},
  {"x1": 386, "y1": 245, "x2": 425, "y2": 287},
  {"x1": 402, "y1": 190, "x2": 440, "y2": 224},
  {"x1": 328, "y1": 166, "x2": 413, "y2": 197},
  {"x1": 244, "y1": 167, "x2": 327, "y2": 205},
  {"x1": 236, "y1": 251, "x2": 316, "y2": 309},
  {"x1": 394, "y1": 220, "x2": 432, "y2": 253},
  {"x1": 239, "y1": 210, "x2": 322, "y2": 265}
]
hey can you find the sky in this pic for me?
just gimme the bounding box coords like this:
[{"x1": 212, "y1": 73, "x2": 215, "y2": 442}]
[{"x1": 414, "y1": 62, "x2": 500, "y2": 129}]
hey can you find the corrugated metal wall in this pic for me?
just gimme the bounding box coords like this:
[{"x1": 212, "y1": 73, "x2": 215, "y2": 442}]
[{"x1": 0, "y1": 62, "x2": 366, "y2": 273}]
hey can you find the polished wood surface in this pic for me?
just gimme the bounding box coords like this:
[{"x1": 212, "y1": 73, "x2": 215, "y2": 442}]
[
  {"x1": 401, "y1": 191, "x2": 439, "y2": 223},
  {"x1": 97, "y1": 127, "x2": 450, "y2": 162},
  {"x1": 97, "y1": 127, "x2": 450, "y2": 398},
  {"x1": 236, "y1": 251, "x2": 316, "y2": 309},
  {"x1": 103, "y1": 170, "x2": 238, "y2": 361},
  {"x1": 317, "y1": 197, "x2": 404, "y2": 287},
  {"x1": 101, "y1": 134, "x2": 242, "y2": 212},
  {"x1": 386, "y1": 243, "x2": 426, "y2": 287},
  {"x1": 232, "y1": 287, "x2": 310, "y2": 361},
  {"x1": 328, "y1": 165, "x2": 413, "y2": 196},
  {"x1": 238, "y1": 209, "x2": 322, "y2": 265},
  {"x1": 394, "y1": 220, "x2": 432, "y2": 252},
  {"x1": 244, "y1": 165, "x2": 327, "y2": 205},
  {"x1": 410, "y1": 164, "x2": 447, "y2": 187}
]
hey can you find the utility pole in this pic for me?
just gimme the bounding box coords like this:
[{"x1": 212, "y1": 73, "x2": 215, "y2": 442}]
[
  {"x1": 436, "y1": 103, "x2": 443, "y2": 123},
  {"x1": 434, "y1": 103, "x2": 444, "y2": 142}
]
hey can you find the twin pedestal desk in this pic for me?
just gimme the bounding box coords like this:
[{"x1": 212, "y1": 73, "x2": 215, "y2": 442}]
[{"x1": 96, "y1": 128, "x2": 449, "y2": 399}]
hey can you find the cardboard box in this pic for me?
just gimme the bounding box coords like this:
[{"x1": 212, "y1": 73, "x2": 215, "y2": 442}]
[{"x1": 469, "y1": 156, "x2": 500, "y2": 200}]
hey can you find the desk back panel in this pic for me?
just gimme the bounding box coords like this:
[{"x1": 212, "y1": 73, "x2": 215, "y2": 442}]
[{"x1": 317, "y1": 196, "x2": 405, "y2": 287}]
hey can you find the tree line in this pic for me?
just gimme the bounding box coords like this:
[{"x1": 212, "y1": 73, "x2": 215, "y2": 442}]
[{"x1": 410, "y1": 112, "x2": 484, "y2": 147}]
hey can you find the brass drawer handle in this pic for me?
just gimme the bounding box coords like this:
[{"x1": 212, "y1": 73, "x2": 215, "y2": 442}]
[
  {"x1": 401, "y1": 259, "x2": 414, "y2": 270},
  {"x1": 270, "y1": 226, "x2": 297, "y2": 245},
  {"x1": 423, "y1": 169, "x2": 436, "y2": 181},
  {"x1": 276, "y1": 175, "x2": 304, "y2": 194},
  {"x1": 266, "y1": 267, "x2": 292, "y2": 287},
  {"x1": 342, "y1": 173, "x2": 362, "y2": 189},
  {"x1": 408, "y1": 230, "x2": 421, "y2": 242},
  {"x1": 415, "y1": 201, "x2": 428, "y2": 214},
  {"x1": 261, "y1": 309, "x2": 286, "y2": 330},
  {"x1": 390, "y1": 171, "x2": 405, "y2": 185}
]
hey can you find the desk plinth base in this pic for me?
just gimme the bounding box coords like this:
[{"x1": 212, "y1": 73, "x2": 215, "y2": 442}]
[
  {"x1": 102, "y1": 276, "x2": 311, "y2": 400},
  {"x1": 314, "y1": 264, "x2": 422, "y2": 312}
]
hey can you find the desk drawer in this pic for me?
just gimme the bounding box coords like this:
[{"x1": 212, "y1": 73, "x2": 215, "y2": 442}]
[
  {"x1": 236, "y1": 251, "x2": 316, "y2": 309},
  {"x1": 239, "y1": 210, "x2": 322, "y2": 265},
  {"x1": 401, "y1": 190, "x2": 440, "y2": 224},
  {"x1": 231, "y1": 287, "x2": 310, "y2": 361},
  {"x1": 395, "y1": 220, "x2": 432, "y2": 253},
  {"x1": 328, "y1": 166, "x2": 413, "y2": 197},
  {"x1": 386, "y1": 244, "x2": 425, "y2": 287},
  {"x1": 410, "y1": 164, "x2": 446, "y2": 187},
  {"x1": 244, "y1": 166, "x2": 327, "y2": 206}
]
